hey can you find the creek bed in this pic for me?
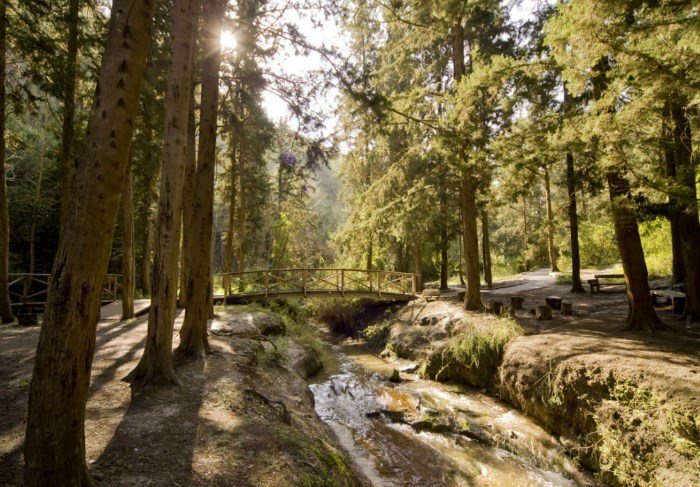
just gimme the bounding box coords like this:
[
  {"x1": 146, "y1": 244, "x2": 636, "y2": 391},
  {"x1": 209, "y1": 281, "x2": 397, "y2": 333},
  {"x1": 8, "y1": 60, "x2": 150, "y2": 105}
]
[{"x1": 309, "y1": 332, "x2": 597, "y2": 487}]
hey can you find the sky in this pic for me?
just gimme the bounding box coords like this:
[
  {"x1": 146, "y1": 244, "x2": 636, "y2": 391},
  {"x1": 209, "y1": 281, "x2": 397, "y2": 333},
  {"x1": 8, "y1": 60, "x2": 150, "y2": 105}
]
[{"x1": 257, "y1": 1, "x2": 540, "y2": 128}]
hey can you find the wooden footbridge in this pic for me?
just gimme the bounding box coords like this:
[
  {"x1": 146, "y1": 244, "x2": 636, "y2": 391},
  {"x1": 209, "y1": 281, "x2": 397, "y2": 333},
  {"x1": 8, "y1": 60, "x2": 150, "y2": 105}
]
[
  {"x1": 6, "y1": 268, "x2": 418, "y2": 322},
  {"x1": 216, "y1": 268, "x2": 419, "y2": 303}
]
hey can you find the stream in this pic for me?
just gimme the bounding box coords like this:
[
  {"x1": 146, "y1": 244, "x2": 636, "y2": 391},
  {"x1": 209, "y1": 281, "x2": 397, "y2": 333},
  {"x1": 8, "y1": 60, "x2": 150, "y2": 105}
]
[{"x1": 309, "y1": 329, "x2": 596, "y2": 487}]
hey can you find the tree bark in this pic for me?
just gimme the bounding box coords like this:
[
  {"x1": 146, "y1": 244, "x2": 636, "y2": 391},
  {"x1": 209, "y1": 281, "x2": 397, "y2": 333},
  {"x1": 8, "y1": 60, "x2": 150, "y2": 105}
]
[
  {"x1": 439, "y1": 174, "x2": 449, "y2": 290},
  {"x1": 178, "y1": 78, "x2": 197, "y2": 308},
  {"x1": 177, "y1": 0, "x2": 222, "y2": 359},
  {"x1": 236, "y1": 138, "x2": 246, "y2": 273},
  {"x1": 661, "y1": 102, "x2": 685, "y2": 285},
  {"x1": 0, "y1": 0, "x2": 14, "y2": 323},
  {"x1": 607, "y1": 170, "x2": 665, "y2": 331},
  {"x1": 544, "y1": 165, "x2": 559, "y2": 272},
  {"x1": 481, "y1": 208, "x2": 493, "y2": 289},
  {"x1": 140, "y1": 183, "x2": 153, "y2": 296},
  {"x1": 129, "y1": 0, "x2": 199, "y2": 386},
  {"x1": 24, "y1": 1, "x2": 155, "y2": 484},
  {"x1": 566, "y1": 152, "x2": 586, "y2": 293},
  {"x1": 59, "y1": 0, "x2": 80, "y2": 232},
  {"x1": 222, "y1": 139, "x2": 238, "y2": 295},
  {"x1": 121, "y1": 155, "x2": 135, "y2": 319},
  {"x1": 413, "y1": 237, "x2": 423, "y2": 292},
  {"x1": 522, "y1": 196, "x2": 529, "y2": 271},
  {"x1": 670, "y1": 101, "x2": 700, "y2": 321},
  {"x1": 461, "y1": 173, "x2": 483, "y2": 310}
]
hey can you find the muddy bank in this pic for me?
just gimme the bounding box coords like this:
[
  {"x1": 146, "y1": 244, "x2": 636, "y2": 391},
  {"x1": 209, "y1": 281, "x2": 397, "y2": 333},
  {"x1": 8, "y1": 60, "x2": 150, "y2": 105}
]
[
  {"x1": 0, "y1": 304, "x2": 364, "y2": 486},
  {"x1": 333, "y1": 287, "x2": 700, "y2": 486}
]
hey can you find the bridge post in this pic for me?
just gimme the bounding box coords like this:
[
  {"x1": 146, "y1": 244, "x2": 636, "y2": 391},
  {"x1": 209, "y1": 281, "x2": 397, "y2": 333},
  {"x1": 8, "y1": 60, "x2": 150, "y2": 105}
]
[
  {"x1": 340, "y1": 270, "x2": 345, "y2": 296},
  {"x1": 412, "y1": 274, "x2": 417, "y2": 295},
  {"x1": 302, "y1": 270, "x2": 307, "y2": 297},
  {"x1": 377, "y1": 271, "x2": 383, "y2": 299},
  {"x1": 264, "y1": 271, "x2": 270, "y2": 298}
]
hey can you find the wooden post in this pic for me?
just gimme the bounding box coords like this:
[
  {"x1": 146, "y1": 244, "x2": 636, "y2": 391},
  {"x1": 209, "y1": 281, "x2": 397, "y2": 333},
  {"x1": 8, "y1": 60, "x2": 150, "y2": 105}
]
[
  {"x1": 302, "y1": 270, "x2": 307, "y2": 296},
  {"x1": 264, "y1": 271, "x2": 269, "y2": 298},
  {"x1": 341, "y1": 269, "x2": 345, "y2": 296},
  {"x1": 536, "y1": 305, "x2": 552, "y2": 320},
  {"x1": 368, "y1": 270, "x2": 373, "y2": 292},
  {"x1": 377, "y1": 271, "x2": 383, "y2": 298}
]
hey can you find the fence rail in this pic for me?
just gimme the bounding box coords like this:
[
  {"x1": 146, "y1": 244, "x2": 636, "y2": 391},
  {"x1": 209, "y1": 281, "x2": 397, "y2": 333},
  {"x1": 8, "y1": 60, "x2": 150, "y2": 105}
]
[
  {"x1": 8, "y1": 273, "x2": 122, "y2": 307},
  {"x1": 216, "y1": 268, "x2": 418, "y2": 300}
]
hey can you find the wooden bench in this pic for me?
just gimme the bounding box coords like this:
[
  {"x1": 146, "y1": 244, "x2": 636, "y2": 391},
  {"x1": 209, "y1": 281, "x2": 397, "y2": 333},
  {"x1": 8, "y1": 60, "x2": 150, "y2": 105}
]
[
  {"x1": 651, "y1": 289, "x2": 686, "y2": 314},
  {"x1": 588, "y1": 274, "x2": 625, "y2": 293}
]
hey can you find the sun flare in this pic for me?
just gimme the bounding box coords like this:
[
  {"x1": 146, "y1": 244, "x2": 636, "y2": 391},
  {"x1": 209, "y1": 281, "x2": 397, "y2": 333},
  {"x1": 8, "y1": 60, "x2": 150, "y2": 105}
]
[{"x1": 220, "y1": 30, "x2": 237, "y2": 51}]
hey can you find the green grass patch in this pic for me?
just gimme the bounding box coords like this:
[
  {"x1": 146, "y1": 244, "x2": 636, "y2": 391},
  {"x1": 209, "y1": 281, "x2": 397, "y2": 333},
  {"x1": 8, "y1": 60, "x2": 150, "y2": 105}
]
[{"x1": 420, "y1": 317, "x2": 522, "y2": 388}]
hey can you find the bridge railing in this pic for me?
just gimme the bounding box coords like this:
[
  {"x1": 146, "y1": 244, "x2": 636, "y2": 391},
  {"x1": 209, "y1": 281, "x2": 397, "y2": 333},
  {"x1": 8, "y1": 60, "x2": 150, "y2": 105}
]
[
  {"x1": 217, "y1": 268, "x2": 418, "y2": 298},
  {"x1": 8, "y1": 273, "x2": 122, "y2": 306}
]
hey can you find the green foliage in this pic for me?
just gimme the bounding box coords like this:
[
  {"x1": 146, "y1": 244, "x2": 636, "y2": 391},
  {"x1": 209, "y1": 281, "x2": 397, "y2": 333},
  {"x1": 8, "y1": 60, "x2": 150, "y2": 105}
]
[
  {"x1": 420, "y1": 317, "x2": 522, "y2": 388},
  {"x1": 639, "y1": 219, "x2": 672, "y2": 279},
  {"x1": 359, "y1": 320, "x2": 392, "y2": 350},
  {"x1": 305, "y1": 297, "x2": 365, "y2": 336}
]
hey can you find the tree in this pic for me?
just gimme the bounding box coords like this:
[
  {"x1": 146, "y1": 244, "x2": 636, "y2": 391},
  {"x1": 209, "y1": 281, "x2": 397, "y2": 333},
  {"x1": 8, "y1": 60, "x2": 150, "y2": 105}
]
[
  {"x1": 129, "y1": 0, "x2": 200, "y2": 385},
  {"x1": 177, "y1": 0, "x2": 224, "y2": 359},
  {"x1": 24, "y1": 0, "x2": 156, "y2": 483},
  {"x1": 0, "y1": 0, "x2": 15, "y2": 324},
  {"x1": 121, "y1": 154, "x2": 135, "y2": 319}
]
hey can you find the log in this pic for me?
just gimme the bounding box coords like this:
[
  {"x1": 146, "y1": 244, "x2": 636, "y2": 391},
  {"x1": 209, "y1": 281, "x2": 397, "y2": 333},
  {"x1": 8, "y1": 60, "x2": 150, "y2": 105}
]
[
  {"x1": 510, "y1": 296, "x2": 524, "y2": 308},
  {"x1": 536, "y1": 305, "x2": 552, "y2": 320},
  {"x1": 545, "y1": 295, "x2": 562, "y2": 310},
  {"x1": 561, "y1": 302, "x2": 573, "y2": 316}
]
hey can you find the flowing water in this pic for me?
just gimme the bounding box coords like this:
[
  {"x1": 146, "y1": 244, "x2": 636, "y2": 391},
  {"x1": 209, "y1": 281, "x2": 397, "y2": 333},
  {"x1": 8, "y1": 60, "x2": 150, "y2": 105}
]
[{"x1": 309, "y1": 331, "x2": 596, "y2": 487}]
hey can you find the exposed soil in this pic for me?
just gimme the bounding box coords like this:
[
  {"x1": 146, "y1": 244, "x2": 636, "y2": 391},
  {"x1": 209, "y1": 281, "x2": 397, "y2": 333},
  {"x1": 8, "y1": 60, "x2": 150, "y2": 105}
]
[
  {"x1": 384, "y1": 274, "x2": 700, "y2": 486},
  {"x1": 2, "y1": 273, "x2": 700, "y2": 487},
  {"x1": 0, "y1": 307, "x2": 362, "y2": 486}
]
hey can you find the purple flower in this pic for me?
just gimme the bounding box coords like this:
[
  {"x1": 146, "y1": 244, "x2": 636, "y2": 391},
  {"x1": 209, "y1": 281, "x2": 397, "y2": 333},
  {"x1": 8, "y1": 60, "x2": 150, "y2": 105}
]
[
  {"x1": 281, "y1": 152, "x2": 297, "y2": 167},
  {"x1": 301, "y1": 184, "x2": 308, "y2": 192}
]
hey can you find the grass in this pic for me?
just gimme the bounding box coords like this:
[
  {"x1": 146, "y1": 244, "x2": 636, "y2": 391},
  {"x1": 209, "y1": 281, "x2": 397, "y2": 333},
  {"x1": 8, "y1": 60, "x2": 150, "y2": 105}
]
[{"x1": 419, "y1": 316, "x2": 522, "y2": 388}]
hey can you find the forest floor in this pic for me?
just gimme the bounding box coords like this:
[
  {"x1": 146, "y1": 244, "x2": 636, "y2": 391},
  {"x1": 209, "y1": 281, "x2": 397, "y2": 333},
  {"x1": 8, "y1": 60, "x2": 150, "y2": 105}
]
[{"x1": 2, "y1": 272, "x2": 700, "y2": 486}]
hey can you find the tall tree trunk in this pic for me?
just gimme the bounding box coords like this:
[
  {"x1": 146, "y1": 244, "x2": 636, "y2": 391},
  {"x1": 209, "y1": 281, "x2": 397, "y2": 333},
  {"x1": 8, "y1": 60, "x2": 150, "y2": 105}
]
[
  {"x1": 461, "y1": 173, "x2": 483, "y2": 310},
  {"x1": 222, "y1": 140, "x2": 238, "y2": 295},
  {"x1": 140, "y1": 183, "x2": 153, "y2": 296},
  {"x1": 413, "y1": 237, "x2": 423, "y2": 292},
  {"x1": 121, "y1": 155, "x2": 135, "y2": 319},
  {"x1": 236, "y1": 140, "x2": 246, "y2": 273},
  {"x1": 566, "y1": 152, "x2": 586, "y2": 293},
  {"x1": 544, "y1": 165, "x2": 559, "y2": 272},
  {"x1": 178, "y1": 81, "x2": 197, "y2": 307},
  {"x1": 660, "y1": 102, "x2": 685, "y2": 285},
  {"x1": 482, "y1": 209, "x2": 492, "y2": 289},
  {"x1": 177, "y1": 0, "x2": 222, "y2": 358},
  {"x1": 607, "y1": 170, "x2": 664, "y2": 331},
  {"x1": 59, "y1": 0, "x2": 80, "y2": 232},
  {"x1": 670, "y1": 101, "x2": 700, "y2": 321},
  {"x1": 439, "y1": 174, "x2": 449, "y2": 290},
  {"x1": 24, "y1": 1, "x2": 155, "y2": 484},
  {"x1": 522, "y1": 197, "x2": 529, "y2": 271},
  {"x1": 129, "y1": 0, "x2": 199, "y2": 385},
  {"x1": 453, "y1": 24, "x2": 482, "y2": 310},
  {"x1": 0, "y1": 1, "x2": 14, "y2": 323},
  {"x1": 366, "y1": 236, "x2": 373, "y2": 271}
]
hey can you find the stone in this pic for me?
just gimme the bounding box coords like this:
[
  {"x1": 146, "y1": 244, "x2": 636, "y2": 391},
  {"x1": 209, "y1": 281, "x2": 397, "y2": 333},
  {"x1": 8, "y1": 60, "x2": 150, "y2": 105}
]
[
  {"x1": 388, "y1": 369, "x2": 402, "y2": 383},
  {"x1": 400, "y1": 364, "x2": 420, "y2": 374}
]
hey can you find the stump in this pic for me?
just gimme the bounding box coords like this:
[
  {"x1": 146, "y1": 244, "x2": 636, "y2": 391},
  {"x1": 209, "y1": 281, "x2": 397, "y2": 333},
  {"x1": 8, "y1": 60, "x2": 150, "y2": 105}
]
[
  {"x1": 561, "y1": 302, "x2": 573, "y2": 316},
  {"x1": 510, "y1": 296, "x2": 524, "y2": 308},
  {"x1": 545, "y1": 295, "x2": 562, "y2": 310},
  {"x1": 536, "y1": 305, "x2": 552, "y2": 320},
  {"x1": 491, "y1": 301, "x2": 503, "y2": 315},
  {"x1": 588, "y1": 278, "x2": 600, "y2": 294}
]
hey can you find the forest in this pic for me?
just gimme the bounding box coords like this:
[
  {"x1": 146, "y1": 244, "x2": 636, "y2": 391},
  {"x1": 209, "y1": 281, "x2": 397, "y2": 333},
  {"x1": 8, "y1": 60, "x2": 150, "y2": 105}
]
[{"x1": 0, "y1": 0, "x2": 699, "y2": 486}]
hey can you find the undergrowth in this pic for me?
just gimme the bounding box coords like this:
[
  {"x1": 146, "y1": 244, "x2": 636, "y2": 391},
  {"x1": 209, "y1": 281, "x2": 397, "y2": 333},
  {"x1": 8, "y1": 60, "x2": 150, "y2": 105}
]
[{"x1": 420, "y1": 317, "x2": 522, "y2": 388}]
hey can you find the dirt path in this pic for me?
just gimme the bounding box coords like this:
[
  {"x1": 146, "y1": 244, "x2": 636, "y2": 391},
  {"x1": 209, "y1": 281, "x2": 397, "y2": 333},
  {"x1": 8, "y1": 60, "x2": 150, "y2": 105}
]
[{"x1": 0, "y1": 309, "x2": 362, "y2": 487}]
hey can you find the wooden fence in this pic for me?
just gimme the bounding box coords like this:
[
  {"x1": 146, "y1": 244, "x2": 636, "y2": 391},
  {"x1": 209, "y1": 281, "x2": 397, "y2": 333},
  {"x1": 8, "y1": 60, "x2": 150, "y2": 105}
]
[{"x1": 217, "y1": 268, "x2": 418, "y2": 300}]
